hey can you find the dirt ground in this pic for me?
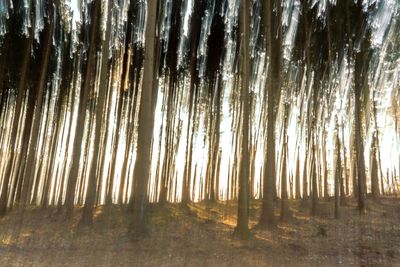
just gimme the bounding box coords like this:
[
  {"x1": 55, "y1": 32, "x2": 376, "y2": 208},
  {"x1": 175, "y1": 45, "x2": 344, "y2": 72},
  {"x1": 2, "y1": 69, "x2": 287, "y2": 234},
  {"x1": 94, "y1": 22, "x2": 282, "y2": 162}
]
[{"x1": 0, "y1": 197, "x2": 399, "y2": 266}]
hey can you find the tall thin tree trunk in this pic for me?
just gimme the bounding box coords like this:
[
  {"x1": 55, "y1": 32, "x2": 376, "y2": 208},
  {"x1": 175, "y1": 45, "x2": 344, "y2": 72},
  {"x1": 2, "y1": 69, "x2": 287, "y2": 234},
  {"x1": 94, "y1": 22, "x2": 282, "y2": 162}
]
[
  {"x1": 311, "y1": 138, "x2": 318, "y2": 216},
  {"x1": 372, "y1": 98, "x2": 384, "y2": 196},
  {"x1": 354, "y1": 77, "x2": 367, "y2": 214},
  {"x1": 334, "y1": 119, "x2": 341, "y2": 219},
  {"x1": 353, "y1": 31, "x2": 369, "y2": 213},
  {"x1": 130, "y1": 0, "x2": 160, "y2": 236},
  {"x1": 280, "y1": 105, "x2": 291, "y2": 221},
  {"x1": 341, "y1": 122, "x2": 349, "y2": 196},
  {"x1": 80, "y1": 0, "x2": 111, "y2": 225},
  {"x1": 295, "y1": 148, "x2": 301, "y2": 199},
  {"x1": 234, "y1": 0, "x2": 250, "y2": 239},
  {"x1": 370, "y1": 134, "x2": 380, "y2": 198},
  {"x1": 259, "y1": 0, "x2": 281, "y2": 228}
]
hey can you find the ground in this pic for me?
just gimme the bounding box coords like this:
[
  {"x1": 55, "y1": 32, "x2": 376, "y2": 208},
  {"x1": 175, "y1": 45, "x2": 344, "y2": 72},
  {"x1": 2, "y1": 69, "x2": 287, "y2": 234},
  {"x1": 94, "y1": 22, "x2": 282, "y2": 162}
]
[{"x1": 0, "y1": 197, "x2": 399, "y2": 266}]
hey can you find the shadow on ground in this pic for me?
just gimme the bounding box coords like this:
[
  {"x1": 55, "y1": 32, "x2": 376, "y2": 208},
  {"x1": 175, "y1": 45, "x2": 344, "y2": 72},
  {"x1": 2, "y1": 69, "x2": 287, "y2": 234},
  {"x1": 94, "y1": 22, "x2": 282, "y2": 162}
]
[{"x1": 0, "y1": 197, "x2": 399, "y2": 266}]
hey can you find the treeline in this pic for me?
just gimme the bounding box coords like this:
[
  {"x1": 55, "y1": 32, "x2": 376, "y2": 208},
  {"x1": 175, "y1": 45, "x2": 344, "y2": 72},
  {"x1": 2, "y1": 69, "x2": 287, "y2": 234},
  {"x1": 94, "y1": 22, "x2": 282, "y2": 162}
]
[{"x1": 0, "y1": 0, "x2": 398, "y2": 238}]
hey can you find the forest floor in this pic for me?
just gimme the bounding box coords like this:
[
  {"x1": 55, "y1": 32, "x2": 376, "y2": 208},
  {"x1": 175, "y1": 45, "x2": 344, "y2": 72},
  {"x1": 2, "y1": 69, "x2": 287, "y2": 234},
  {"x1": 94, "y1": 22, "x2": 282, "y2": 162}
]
[{"x1": 0, "y1": 197, "x2": 399, "y2": 266}]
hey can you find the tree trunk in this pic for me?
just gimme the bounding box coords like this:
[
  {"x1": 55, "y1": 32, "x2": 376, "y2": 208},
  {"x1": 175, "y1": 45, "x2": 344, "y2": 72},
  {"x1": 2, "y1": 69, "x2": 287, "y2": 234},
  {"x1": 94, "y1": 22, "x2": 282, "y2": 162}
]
[
  {"x1": 372, "y1": 98, "x2": 384, "y2": 196},
  {"x1": 353, "y1": 32, "x2": 370, "y2": 213},
  {"x1": 370, "y1": 134, "x2": 380, "y2": 198},
  {"x1": 259, "y1": 0, "x2": 281, "y2": 229},
  {"x1": 311, "y1": 139, "x2": 318, "y2": 216},
  {"x1": 130, "y1": 0, "x2": 160, "y2": 236},
  {"x1": 322, "y1": 132, "x2": 329, "y2": 200},
  {"x1": 234, "y1": 0, "x2": 250, "y2": 239},
  {"x1": 209, "y1": 85, "x2": 221, "y2": 202},
  {"x1": 295, "y1": 148, "x2": 301, "y2": 199},
  {"x1": 280, "y1": 105, "x2": 291, "y2": 221},
  {"x1": 354, "y1": 75, "x2": 367, "y2": 214},
  {"x1": 341, "y1": 122, "x2": 349, "y2": 196},
  {"x1": 334, "y1": 119, "x2": 341, "y2": 219},
  {"x1": 80, "y1": 0, "x2": 111, "y2": 225}
]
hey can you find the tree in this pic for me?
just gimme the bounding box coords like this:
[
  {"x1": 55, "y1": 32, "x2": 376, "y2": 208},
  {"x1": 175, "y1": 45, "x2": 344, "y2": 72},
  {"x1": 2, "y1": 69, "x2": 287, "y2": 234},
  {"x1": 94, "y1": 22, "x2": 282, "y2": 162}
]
[
  {"x1": 205, "y1": 3, "x2": 225, "y2": 203},
  {"x1": 130, "y1": 0, "x2": 160, "y2": 236},
  {"x1": 258, "y1": 0, "x2": 282, "y2": 229},
  {"x1": 80, "y1": 0, "x2": 112, "y2": 225},
  {"x1": 334, "y1": 118, "x2": 341, "y2": 219},
  {"x1": 349, "y1": 0, "x2": 371, "y2": 214},
  {"x1": 370, "y1": 133, "x2": 380, "y2": 198},
  {"x1": 372, "y1": 96, "x2": 383, "y2": 197},
  {"x1": 234, "y1": 0, "x2": 251, "y2": 239},
  {"x1": 118, "y1": 3, "x2": 145, "y2": 205},
  {"x1": 280, "y1": 103, "x2": 292, "y2": 221},
  {"x1": 295, "y1": 148, "x2": 301, "y2": 199}
]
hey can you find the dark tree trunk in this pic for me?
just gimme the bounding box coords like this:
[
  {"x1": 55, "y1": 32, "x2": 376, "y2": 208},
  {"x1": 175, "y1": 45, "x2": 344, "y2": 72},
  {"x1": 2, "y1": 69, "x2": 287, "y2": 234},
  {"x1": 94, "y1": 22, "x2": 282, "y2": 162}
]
[
  {"x1": 259, "y1": 0, "x2": 282, "y2": 229},
  {"x1": 234, "y1": 0, "x2": 250, "y2": 239},
  {"x1": 354, "y1": 70, "x2": 367, "y2": 214},
  {"x1": 353, "y1": 31, "x2": 370, "y2": 213},
  {"x1": 370, "y1": 134, "x2": 380, "y2": 198},
  {"x1": 280, "y1": 105, "x2": 291, "y2": 221},
  {"x1": 80, "y1": 0, "x2": 111, "y2": 225},
  {"x1": 323, "y1": 132, "x2": 329, "y2": 200},
  {"x1": 311, "y1": 140, "x2": 318, "y2": 216},
  {"x1": 130, "y1": 0, "x2": 160, "y2": 236},
  {"x1": 341, "y1": 122, "x2": 349, "y2": 196},
  {"x1": 334, "y1": 119, "x2": 341, "y2": 219}
]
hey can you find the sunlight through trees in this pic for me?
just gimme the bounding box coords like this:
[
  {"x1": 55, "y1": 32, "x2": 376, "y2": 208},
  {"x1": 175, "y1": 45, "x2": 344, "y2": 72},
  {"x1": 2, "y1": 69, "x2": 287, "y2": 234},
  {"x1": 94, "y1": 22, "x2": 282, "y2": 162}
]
[{"x1": 0, "y1": 0, "x2": 398, "y2": 242}]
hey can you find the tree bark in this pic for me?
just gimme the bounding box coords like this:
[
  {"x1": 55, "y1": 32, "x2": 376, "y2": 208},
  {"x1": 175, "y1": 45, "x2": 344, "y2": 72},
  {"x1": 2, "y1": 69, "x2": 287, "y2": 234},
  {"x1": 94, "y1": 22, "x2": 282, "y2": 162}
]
[
  {"x1": 334, "y1": 119, "x2": 341, "y2": 219},
  {"x1": 259, "y1": 0, "x2": 281, "y2": 229},
  {"x1": 280, "y1": 105, "x2": 291, "y2": 221},
  {"x1": 130, "y1": 0, "x2": 160, "y2": 236},
  {"x1": 295, "y1": 148, "x2": 301, "y2": 199},
  {"x1": 80, "y1": 0, "x2": 111, "y2": 225},
  {"x1": 370, "y1": 134, "x2": 380, "y2": 198},
  {"x1": 234, "y1": 0, "x2": 250, "y2": 239}
]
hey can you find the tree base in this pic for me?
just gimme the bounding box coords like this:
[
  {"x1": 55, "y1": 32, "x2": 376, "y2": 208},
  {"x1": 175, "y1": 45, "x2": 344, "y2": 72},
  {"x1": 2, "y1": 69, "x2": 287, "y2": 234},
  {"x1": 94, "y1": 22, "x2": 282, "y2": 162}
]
[{"x1": 232, "y1": 226, "x2": 251, "y2": 240}]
